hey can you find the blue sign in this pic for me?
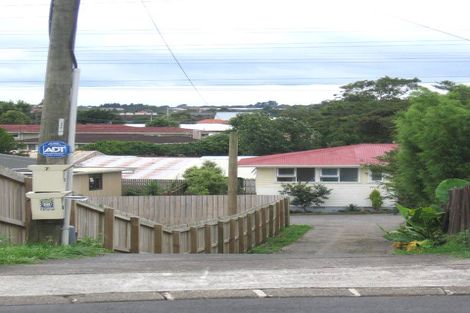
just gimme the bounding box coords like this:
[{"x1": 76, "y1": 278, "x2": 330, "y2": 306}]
[{"x1": 38, "y1": 141, "x2": 71, "y2": 158}]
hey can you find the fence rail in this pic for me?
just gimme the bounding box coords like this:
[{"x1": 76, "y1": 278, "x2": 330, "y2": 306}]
[{"x1": 73, "y1": 197, "x2": 290, "y2": 254}]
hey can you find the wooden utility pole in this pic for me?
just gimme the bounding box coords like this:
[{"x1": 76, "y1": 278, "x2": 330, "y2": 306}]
[
  {"x1": 30, "y1": 0, "x2": 80, "y2": 243},
  {"x1": 228, "y1": 132, "x2": 238, "y2": 215},
  {"x1": 38, "y1": 0, "x2": 79, "y2": 165}
]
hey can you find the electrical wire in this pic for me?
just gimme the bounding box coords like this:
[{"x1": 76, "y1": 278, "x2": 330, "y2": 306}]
[{"x1": 138, "y1": 0, "x2": 209, "y2": 105}]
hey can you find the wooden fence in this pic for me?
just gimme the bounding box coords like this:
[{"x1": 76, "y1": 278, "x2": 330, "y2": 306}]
[
  {"x1": 122, "y1": 178, "x2": 256, "y2": 195},
  {"x1": 446, "y1": 186, "x2": 470, "y2": 234},
  {"x1": 86, "y1": 195, "x2": 281, "y2": 225},
  {"x1": 73, "y1": 197, "x2": 290, "y2": 253},
  {"x1": 0, "y1": 167, "x2": 30, "y2": 244}
]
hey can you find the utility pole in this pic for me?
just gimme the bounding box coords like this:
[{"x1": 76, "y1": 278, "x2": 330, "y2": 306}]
[
  {"x1": 228, "y1": 132, "x2": 238, "y2": 216},
  {"x1": 31, "y1": 0, "x2": 80, "y2": 243}
]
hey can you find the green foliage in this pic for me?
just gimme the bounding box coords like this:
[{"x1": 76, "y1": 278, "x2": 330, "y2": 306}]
[
  {"x1": 0, "y1": 238, "x2": 108, "y2": 265},
  {"x1": 80, "y1": 132, "x2": 229, "y2": 157},
  {"x1": 230, "y1": 112, "x2": 319, "y2": 155},
  {"x1": 435, "y1": 178, "x2": 470, "y2": 206},
  {"x1": 395, "y1": 231, "x2": 470, "y2": 258},
  {"x1": 146, "y1": 117, "x2": 179, "y2": 127},
  {"x1": 249, "y1": 225, "x2": 312, "y2": 254},
  {"x1": 0, "y1": 110, "x2": 31, "y2": 124},
  {"x1": 0, "y1": 127, "x2": 16, "y2": 153},
  {"x1": 383, "y1": 204, "x2": 444, "y2": 245},
  {"x1": 280, "y1": 182, "x2": 331, "y2": 210},
  {"x1": 392, "y1": 87, "x2": 470, "y2": 207},
  {"x1": 369, "y1": 189, "x2": 383, "y2": 210},
  {"x1": 345, "y1": 203, "x2": 360, "y2": 212},
  {"x1": 183, "y1": 161, "x2": 227, "y2": 195},
  {"x1": 77, "y1": 108, "x2": 123, "y2": 124}
]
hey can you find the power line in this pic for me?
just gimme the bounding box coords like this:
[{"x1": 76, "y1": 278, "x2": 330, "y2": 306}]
[
  {"x1": 139, "y1": 0, "x2": 209, "y2": 106},
  {"x1": 398, "y1": 17, "x2": 470, "y2": 42}
]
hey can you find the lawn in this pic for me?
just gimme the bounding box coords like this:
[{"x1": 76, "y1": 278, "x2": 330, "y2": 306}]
[
  {"x1": 0, "y1": 237, "x2": 109, "y2": 265},
  {"x1": 249, "y1": 224, "x2": 312, "y2": 254}
]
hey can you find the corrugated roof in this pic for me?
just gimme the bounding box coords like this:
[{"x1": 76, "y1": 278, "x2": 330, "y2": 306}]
[
  {"x1": 238, "y1": 144, "x2": 397, "y2": 167},
  {"x1": 78, "y1": 155, "x2": 255, "y2": 179},
  {"x1": 197, "y1": 119, "x2": 228, "y2": 124}
]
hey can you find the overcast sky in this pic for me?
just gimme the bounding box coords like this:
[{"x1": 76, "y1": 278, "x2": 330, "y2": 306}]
[{"x1": 1, "y1": 0, "x2": 469, "y2": 107}]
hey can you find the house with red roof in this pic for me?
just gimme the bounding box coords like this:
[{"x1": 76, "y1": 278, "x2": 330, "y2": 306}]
[{"x1": 238, "y1": 143, "x2": 397, "y2": 208}]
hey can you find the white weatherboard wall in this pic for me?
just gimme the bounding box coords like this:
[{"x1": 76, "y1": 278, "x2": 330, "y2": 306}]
[{"x1": 254, "y1": 167, "x2": 395, "y2": 208}]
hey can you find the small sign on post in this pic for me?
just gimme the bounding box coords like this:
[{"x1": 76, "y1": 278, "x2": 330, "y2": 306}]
[{"x1": 38, "y1": 141, "x2": 71, "y2": 159}]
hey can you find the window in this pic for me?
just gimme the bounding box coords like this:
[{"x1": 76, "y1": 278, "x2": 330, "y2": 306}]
[
  {"x1": 370, "y1": 170, "x2": 383, "y2": 182},
  {"x1": 340, "y1": 168, "x2": 358, "y2": 182},
  {"x1": 89, "y1": 174, "x2": 103, "y2": 191},
  {"x1": 320, "y1": 168, "x2": 359, "y2": 182},
  {"x1": 276, "y1": 168, "x2": 316, "y2": 182},
  {"x1": 320, "y1": 168, "x2": 338, "y2": 182},
  {"x1": 277, "y1": 168, "x2": 296, "y2": 182},
  {"x1": 296, "y1": 168, "x2": 316, "y2": 182}
]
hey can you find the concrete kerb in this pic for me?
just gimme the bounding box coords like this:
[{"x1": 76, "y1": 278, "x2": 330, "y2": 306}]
[{"x1": 1, "y1": 287, "x2": 470, "y2": 305}]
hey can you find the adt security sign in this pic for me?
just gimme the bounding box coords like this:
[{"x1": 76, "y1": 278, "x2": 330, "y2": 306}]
[{"x1": 38, "y1": 141, "x2": 71, "y2": 158}]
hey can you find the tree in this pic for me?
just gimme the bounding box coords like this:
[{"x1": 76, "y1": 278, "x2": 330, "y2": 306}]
[
  {"x1": 0, "y1": 110, "x2": 31, "y2": 124},
  {"x1": 146, "y1": 117, "x2": 179, "y2": 127},
  {"x1": 339, "y1": 76, "x2": 420, "y2": 101},
  {"x1": 77, "y1": 109, "x2": 123, "y2": 124},
  {"x1": 230, "y1": 112, "x2": 319, "y2": 155},
  {"x1": 392, "y1": 87, "x2": 470, "y2": 207},
  {"x1": 183, "y1": 161, "x2": 227, "y2": 195},
  {"x1": 0, "y1": 128, "x2": 16, "y2": 153}
]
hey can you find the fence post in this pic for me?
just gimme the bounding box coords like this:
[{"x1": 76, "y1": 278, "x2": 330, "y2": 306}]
[
  {"x1": 246, "y1": 212, "x2": 253, "y2": 250},
  {"x1": 261, "y1": 207, "x2": 267, "y2": 242},
  {"x1": 268, "y1": 204, "x2": 275, "y2": 237},
  {"x1": 279, "y1": 199, "x2": 285, "y2": 232},
  {"x1": 190, "y1": 226, "x2": 198, "y2": 253},
  {"x1": 275, "y1": 201, "x2": 281, "y2": 235},
  {"x1": 130, "y1": 217, "x2": 140, "y2": 253},
  {"x1": 229, "y1": 218, "x2": 237, "y2": 253},
  {"x1": 172, "y1": 230, "x2": 181, "y2": 253},
  {"x1": 255, "y1": 209, "x2": 261, "y2": 245},
  {"x1": 154, "y1": 224, "x2": 163, "y2": 253},
  {"x1": 204, "y1": 223, "x2": 212, "y2": 253},
  {"x1": 24, "y1": 177, "x2": 32, "y2": 243},
  {"x1": 217, "y1": 221, "x2": 224, "y2": 253},
  {"x1": 103, "y1": 208, "x2": 114, "y2": 250},
  {"x1": 284, "y1": 197, "x2": 290, "y2": 227},
  {"x1": 238, "y1": 216, "x2": 245, "y2": 253}
]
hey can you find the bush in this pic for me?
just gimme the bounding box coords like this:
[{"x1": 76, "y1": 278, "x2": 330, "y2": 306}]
[
  {"x1": 183, "y1": 161, "x2": 227, "y2": 195},
  {"x1": 369, "y1": 189, "x2": 383, "y2": 210},
  {"x1": 280, "y1": 182, "x2": 331, "y2": 211}
]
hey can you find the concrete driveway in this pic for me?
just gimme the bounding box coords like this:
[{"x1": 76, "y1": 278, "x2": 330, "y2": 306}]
[{"x1": 282, "y1": 214, "x2": 403, "y2": 257}]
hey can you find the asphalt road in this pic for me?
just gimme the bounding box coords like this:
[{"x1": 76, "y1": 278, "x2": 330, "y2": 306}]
[{"x1": 2, "y1": 296, "x2": 470, "y2": 313}]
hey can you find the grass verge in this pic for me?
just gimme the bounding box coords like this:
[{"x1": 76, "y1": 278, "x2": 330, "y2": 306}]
[
  {"x1": 393, "y1": 232, "x2": 470, "y2": 258},
  {"x1": 249, "y1": 224, "x2": 312, "y2": 254},
  {"x1": 0, "y1": 237, "x2": 109, "y2": 265}
]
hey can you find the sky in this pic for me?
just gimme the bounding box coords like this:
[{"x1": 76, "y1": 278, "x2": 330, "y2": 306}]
[{"x1": 1, "y1": 0, "x2": 470, "y2": 107}]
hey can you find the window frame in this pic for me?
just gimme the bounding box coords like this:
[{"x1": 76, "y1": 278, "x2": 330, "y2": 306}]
[
  {"x1": 88, "y1": 173, "x2": 103, "y2": 191},
  {"x1": 319, "y1": 167, "x2": 359, "y2": 183},
  {"x1": 276, "y1": 168, "x2": 296, "y2": 182}
]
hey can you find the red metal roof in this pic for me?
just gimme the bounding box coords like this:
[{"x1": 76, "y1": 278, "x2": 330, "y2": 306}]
[
  {"x1": 197, "y1": 119, "x2": 228, "y2": 124},
  {"x1": 238, "y1": 144, "x2": 397, "y2": 167},
  {"x1": 0, "y1": 124, "x2": 191, "y2": 133}
]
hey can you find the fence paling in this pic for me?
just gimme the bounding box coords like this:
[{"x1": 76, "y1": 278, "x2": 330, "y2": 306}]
[{"x1": 447, "y1": 186, "x2": 470, "y2": 234}]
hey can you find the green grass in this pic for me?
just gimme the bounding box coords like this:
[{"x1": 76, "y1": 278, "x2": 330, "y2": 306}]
[
  {"x1": 394, "y1": 232, "x2": 470, "y2": 258},
  {"x1": 249, "y1": 224, "x2": 312, "y2": 254},
  {"x1": 0, "y1": 237, "x2": 109, "y2": 265}
]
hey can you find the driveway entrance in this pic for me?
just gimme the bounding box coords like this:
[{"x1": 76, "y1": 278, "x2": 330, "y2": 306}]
[{"x1": 281, "y1": 214, "x2": 403, "y2": 256}]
